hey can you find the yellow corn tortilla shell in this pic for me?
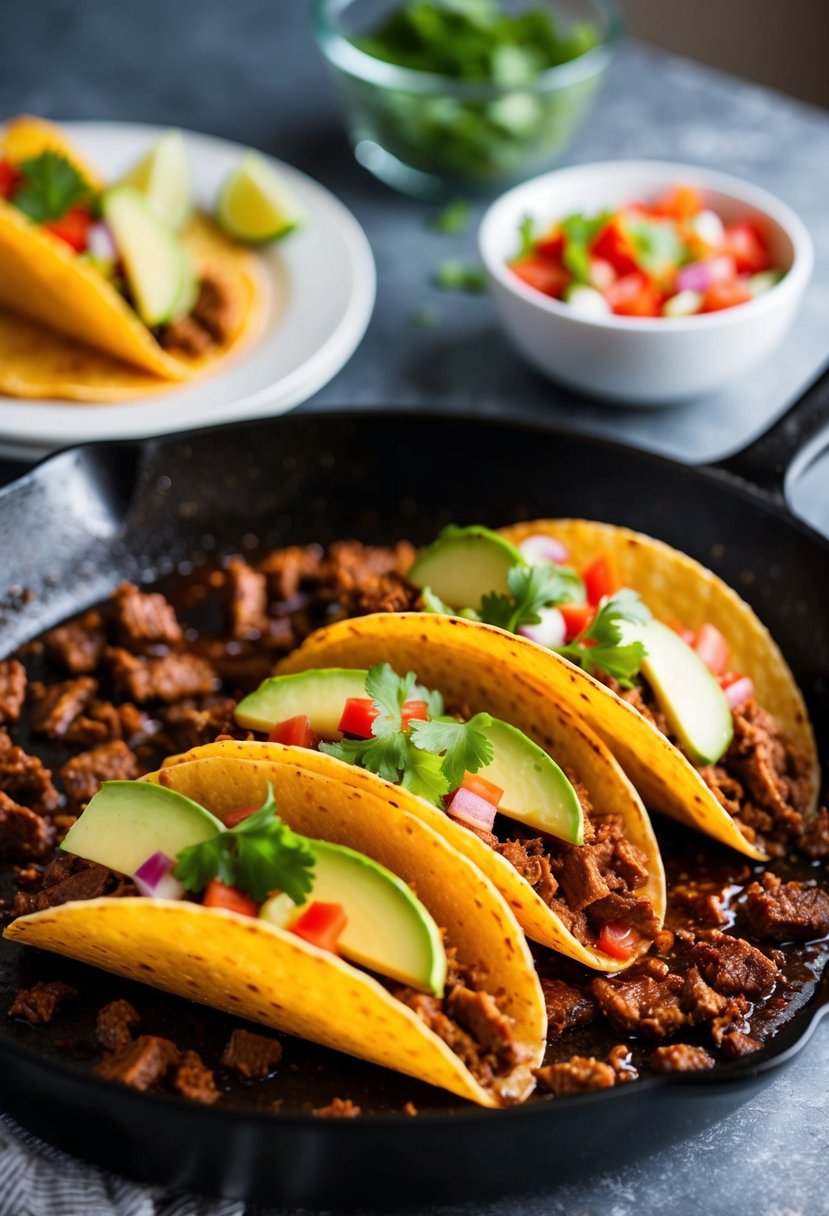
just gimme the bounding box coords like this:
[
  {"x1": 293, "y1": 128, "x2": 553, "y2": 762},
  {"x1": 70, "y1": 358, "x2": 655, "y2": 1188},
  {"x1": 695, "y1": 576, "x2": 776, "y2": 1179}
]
[
  {"x1": 7, "y1": 752, "x2": 545, "y2": 1108},
  {"x1": 270, "y1": 613, "x2": 666, "y2": 970},
  {"x1": 0, "y1": 117, "x2": 264, "y2": 399},
  {"x1": 500, "y1": 519, "x2": 821, "y2": 860}
]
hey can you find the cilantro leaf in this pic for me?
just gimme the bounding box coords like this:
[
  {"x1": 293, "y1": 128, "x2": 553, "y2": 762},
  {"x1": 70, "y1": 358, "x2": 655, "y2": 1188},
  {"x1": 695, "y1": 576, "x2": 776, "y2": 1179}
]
[
  {"x1": 626, "y1": 216, "x2": 688, "y2": 282},
  {"x1": 480, "y1": 562, "x2": 585, "y2": 633},
  {"x1": 401, "y1": 748, "x2": 450, "y2": 806},
  {"x1": 366, "y1": 663, "x2": 416, "y2": 736},
  {"x1": 420, "y1": 586, "x2": 455, "y2": 615},
  {"x1": 433, "y1": 259, "x2": 487, "y2": 293},
  {"x1": 561, "y1": 211, "x2": 612, "y2": 283},
  {"x1": 13, "y1": 152, "x2": 93, "y2": 223},
  {"x1": 413, "y1": 681, "x2": 445, "y2": 718},
  {"x1": 173, "y1": 784, "x2": 315, "y2": 905},
  {"x1": 410, "y1": 711, "x2": 494, "y2": 790},
  {"x1": 556, "y1": 589, "x2": 651, "y2": 688},
  {"x1": 432, "y1": 198, "x2": 472, "y2": 235},
  {"x1": 516, "y1": 212, "x2": 536, "y2": 259}
]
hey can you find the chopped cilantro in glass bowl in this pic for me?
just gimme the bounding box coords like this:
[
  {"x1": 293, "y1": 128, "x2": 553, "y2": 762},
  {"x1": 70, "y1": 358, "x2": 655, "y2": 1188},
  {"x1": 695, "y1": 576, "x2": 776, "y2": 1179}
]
[{"x1": 313, "y1": 0, "x2": 623, "y2": 198}]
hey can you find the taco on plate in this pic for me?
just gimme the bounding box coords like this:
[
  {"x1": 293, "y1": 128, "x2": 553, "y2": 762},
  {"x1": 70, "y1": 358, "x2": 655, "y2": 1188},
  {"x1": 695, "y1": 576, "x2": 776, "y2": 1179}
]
[{"x1": 5, "y1": 751, "x2": 546, "y2": 1108}]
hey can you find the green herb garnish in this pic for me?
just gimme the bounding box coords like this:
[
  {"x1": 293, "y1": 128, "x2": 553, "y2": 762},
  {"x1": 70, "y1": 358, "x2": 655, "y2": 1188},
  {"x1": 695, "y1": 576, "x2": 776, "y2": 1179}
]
[
  {"x1": 560, "y1": 210, "x2": 612, "y2": 283},
  {"x1": 12, "y1": 152, "x2": 93, "y2": 223},
  {"x1": 515, "y1": 213, "x2": 536, "y2": 259},
  {"x1": 320, "y1": 663, "x2": 492, "y2": 805},
  {"x1": 480, "y1": 562, "x2": 585, "y2": 633},
  {"x1": 173, "y1": 784, "x2": 315, "y2": 904},
  {"x1": 433, "y1": 259, "x2": 488, "y2": 293},
  {"x1": 432, "y1": 198, "x2": 472, "y2": 235},
  {"x1": 412, "y1": 304, "x2": 440, "y2": 328},
  {"x1": 556, "y1": 589, "x2": 651, "y2": 688},
  {"x1": 625, "y1": 216, "x2": 688, "y2": 283}
]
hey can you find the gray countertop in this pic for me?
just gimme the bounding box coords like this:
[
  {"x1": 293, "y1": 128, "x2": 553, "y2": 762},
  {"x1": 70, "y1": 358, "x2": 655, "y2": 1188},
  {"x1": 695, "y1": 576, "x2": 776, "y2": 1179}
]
[{"x1": 1, "y1": 2, "x2": 828, "y2": 1212}]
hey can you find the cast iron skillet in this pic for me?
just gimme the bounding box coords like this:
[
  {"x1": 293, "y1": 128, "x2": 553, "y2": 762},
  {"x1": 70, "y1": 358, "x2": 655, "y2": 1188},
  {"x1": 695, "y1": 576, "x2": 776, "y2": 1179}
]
[{"x1": 0, "y1": 374, "x2": 828, "y2": 1209}]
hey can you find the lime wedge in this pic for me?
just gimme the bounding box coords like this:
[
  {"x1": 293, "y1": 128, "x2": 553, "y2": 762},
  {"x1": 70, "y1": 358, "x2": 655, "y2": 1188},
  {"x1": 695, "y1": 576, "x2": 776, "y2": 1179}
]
[
  {"x1": 216, "y1": 151, "x2": 301, "y2": 244},
  {"x1": 120, "y1": 130, "x2": 193, "y2": 232}
]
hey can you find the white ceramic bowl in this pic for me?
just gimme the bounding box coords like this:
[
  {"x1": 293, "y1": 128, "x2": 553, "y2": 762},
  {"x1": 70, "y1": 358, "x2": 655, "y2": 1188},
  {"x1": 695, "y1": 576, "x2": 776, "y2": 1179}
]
[{"x1": 479, "y1": 160, "x2": 814, "y2": 405}]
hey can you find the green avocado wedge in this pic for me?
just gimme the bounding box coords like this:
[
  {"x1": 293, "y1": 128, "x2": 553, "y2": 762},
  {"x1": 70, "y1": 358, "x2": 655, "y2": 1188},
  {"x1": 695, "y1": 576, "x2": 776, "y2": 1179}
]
[
  {"x1": 235, "y1": 669, "x2": 369, "y2": 736},
  {"x1": 408, "y1": 526, "x2": 524, "y2": 610},
  {"x1": 479, "y1": 719, "x2": 584, "y2": 845},
  {"x1": 61, "y1": 781, "x2": 223, "y2": 877},
  {"x1": 102, "y1": 186, "x2": 194, "y2": 326},
  {"x1": 261, "y1": 839, "x2": 446, "y2": 996},
  {"x1": 620, "y1": 618, "x2": 734, "y2": 766}
]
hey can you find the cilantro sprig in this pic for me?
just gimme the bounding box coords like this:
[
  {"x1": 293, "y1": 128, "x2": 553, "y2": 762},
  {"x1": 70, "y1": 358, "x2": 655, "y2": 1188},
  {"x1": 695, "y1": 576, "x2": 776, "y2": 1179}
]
[
  {"x1": 556, "y1": 589, "x2": 651, "y2": 688},
  {"x1": 479, "y1": 562, "x2": 584, "y2": 633},
  {"x1": 320, "y1": 663, "x2": 493, "y2": 806},
  {"x1": 173, "y1": 784, "x2": 315, "y2": 905},
  {"x1": 12, "y1": 152, "x2": 94, "y2": 223}
]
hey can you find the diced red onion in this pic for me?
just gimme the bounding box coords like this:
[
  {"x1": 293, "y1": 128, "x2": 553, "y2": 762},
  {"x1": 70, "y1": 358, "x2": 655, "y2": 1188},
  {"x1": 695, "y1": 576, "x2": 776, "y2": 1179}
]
[
  {"x1": 446, "y1": 786, "x2": 497, "y2": 833},
  {"x1": 86, "y1": 222, "x2": 118, "y2": 263},
  {"x1": 723, "y1": 676, "x2": 754, "y2": 711},
  {"x1": 518, "y1": 534, "x2": 570, "y2": 565},
  {"x1": 677, "y1": 255, "x2": 735, "y2": 294},
  {"x1": 518, "y1": 605, "x2": 566, "y2": 649},
  {"x1": 133, "y1": 851, "x2": 185, "y2": 900}
]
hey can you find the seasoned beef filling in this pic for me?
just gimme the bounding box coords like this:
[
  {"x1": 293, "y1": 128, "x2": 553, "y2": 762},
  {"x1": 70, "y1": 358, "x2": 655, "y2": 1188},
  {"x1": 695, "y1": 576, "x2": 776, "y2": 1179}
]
[{"x1": 158, "y1": 276, "x2": 235, "y2": 358}]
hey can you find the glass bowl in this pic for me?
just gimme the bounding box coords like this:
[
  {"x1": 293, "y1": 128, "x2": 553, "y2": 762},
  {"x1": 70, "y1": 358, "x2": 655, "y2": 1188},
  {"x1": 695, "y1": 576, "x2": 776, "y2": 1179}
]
[{"x1": 313, "y1": 0, "x2": 624, "y2": 198}]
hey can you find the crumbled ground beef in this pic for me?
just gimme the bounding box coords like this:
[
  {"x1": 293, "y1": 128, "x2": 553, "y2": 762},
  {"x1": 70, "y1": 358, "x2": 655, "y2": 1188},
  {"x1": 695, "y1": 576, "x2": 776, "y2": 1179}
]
[
  {"x1": 96, "y1": 999, "x2": 140, "y2": 1053},
  {"x1": 159, "y1": 277, "x2": 234, "y2": 357},
  {"x1": 541, "y1": 978, "x2": 597, "y2": 1040},
  {"x1": 221, "y1": 1028, "x2": 283, "y2": 1079},
  {"x1": 108, "y1": 649, "x2": 218, "y2": 704},
  {"x1": 720, "y1": 1030, "x2": 762, "y2": 1058},
  {"x1": 0, "y1": 728, "x2": 60, "y2": 814},
  {"x1": 8, "y1": 980, "x2": 76, "y2": 1025},
  {"x1": 113, "y1": 582, "x2": 183, "y2": 650},
  {"x1": 174, "y1": 1050, "x2": 219, "y2": 1104},
  {"x1": 0, "y1": 659, "x2": 26, "y2": 725},
  {"x1": 743, "y1": 872, "x2": 829, "y2": 942},
  {"x1": 12, "y1": 853, "x2": 134, "y2": 915},
  {"x1": 96, "y1": 1035, "x2": 180, "y2": 1091},
  {"x1": 0, "y1": 790, "x2": 54, "y2": 861},
  {"x1": 534, "y1": 1055, "x2": 616, "y2": 1096},
  {"x1": 58, "y1": 740, "x2": 139, "y2": 814},
  {"x1": 258, "y1": 544, "x2": 324, "y2": 602},
  {"x1": 226, "y1": 559, "x2": 267, "y2": 640},
  {"x1": 692, "y1": 931, "x2": 779, "y2": 1000},
  {"x1": 650, "y1": 1043, "x2": 715, "y2": 1072},
  {"x1": 158, "y1": 696, "x2": 241, "y2": 753},
  {"x1": 592, "y1": 962, "x2": 688, "y2": 1040},
  {"x1": 313, "y1": 1097, "x2": 361, "y2": 1118},
  {"x1": 29, "y1": 677, "x2": 96, "y2": 738},
  {"x1": 43, "y1": 610, "x2": 106, "y2": 674}
]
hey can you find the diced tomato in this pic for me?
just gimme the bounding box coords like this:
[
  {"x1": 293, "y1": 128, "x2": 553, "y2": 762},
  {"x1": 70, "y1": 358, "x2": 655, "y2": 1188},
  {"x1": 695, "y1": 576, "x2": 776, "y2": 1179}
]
[
  {"x1": 0, "y1": 159, "x2": 21, "y2": 200},
  {"x1": 43, "y1": 205, "x2": 94, "y2": 253},
  {"x1": 652, "y1": 184, "x2": 704, "y2": 222},
  {"x1": 203, "y1": 879, "x2": 259, "y2": 918},
  {"x1": 667, "y1": 619, "x2": 697, "y2": 647},
  {"x1": 723, "y1": 221, "x2": 771, "y2": 275},
  {"x1": 718, "y1": 671, "x2": 747, "y2": 690},
  {"x1": 459, "y1": 771, "x2": 504, "y2": 808},
  {"x1": 401, "y1": 700, "x2": 429, "y2": 728},
  {"x1": 591, "y1": 217, "x2": 640, "y2": 277},
  {"x1": 338, "y1": 697, "x2": 377, "y2": 738},
  {"x1": 701, "y1": 276, "x2": 752, "y2": 313},
  {"x1": 605, "y1": 272, "x2": 663, "y2": 317},
  {"x1": 582, "y1": 554, "x2": 620, "y2": 606},
  {"x1": 693, "y1": 623, "x2": 730, "y2": 675},
  {"x1": 290, "y1": 901, "x2": 347, "y2": 953},
  {"x1": 559, "y1": 601, "x2": 594, "y2": 642},
  {"x1": 596, "y1": 921, "x2": 640, "y2": 960},
  {"x1": 535, "y1": 228, "x2": 566, "y2": 260},
  {"x1": 268, "y1": 714, "x2": 318, "y2": 749},
  {"x1": 224, "y1": 804, "x2": 262, "y2": 828},
  {"x1": 510, "y1": 254, "x2": 570, "y2": 299}
]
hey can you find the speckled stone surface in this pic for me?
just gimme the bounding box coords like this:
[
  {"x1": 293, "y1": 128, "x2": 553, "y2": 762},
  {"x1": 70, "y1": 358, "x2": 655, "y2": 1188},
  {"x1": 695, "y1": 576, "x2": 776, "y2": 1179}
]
[{"x1": 0, "y1": 3, "x2": 828, "y2": 1212}]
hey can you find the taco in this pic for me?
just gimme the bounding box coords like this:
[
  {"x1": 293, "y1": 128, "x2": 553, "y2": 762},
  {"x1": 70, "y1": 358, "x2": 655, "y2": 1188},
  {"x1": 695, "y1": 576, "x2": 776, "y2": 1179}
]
[
  {"x1": 186, "y1": 621, "x2": 667, "y2": 972},
  {"x1": 406, "y1": 520, "x2": 820, "y2": 861},
  {"x1": 0, "y1": 116, "x2": 263, "y2": 401},
  {"x1": 5, "y1": 751, "x2": 546, "y2": 1108}
]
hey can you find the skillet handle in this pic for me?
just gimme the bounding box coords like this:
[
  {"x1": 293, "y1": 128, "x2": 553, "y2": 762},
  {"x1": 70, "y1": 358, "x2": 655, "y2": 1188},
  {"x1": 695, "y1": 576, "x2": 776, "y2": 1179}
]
[{"x1": 710, "y1": 360, "x2": 829, "y2": 508}]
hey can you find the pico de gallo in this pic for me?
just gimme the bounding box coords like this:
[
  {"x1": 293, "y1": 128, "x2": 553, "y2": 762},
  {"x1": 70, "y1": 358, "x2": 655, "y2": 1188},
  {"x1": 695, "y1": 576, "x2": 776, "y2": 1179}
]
[{"x1": 509, "y1": 183, "x2": 784, "y2": 318}]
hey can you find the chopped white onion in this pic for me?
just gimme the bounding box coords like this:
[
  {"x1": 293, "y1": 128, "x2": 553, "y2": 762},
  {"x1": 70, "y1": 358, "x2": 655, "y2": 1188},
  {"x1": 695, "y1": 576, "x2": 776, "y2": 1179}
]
[
  {"x1": 518, "y1": 534, "x2": 570, "y2": 566},
  {"x1": 723, "y1": 676, "x2": 754, "y2": 711},
  {"x1": 86, "y1": 222, "x2": 118, "y2": 263},
  {"x1": 518, "y1": 605, "x2": 566, "y2": 649},
  {"x1": 688, "y1": 209, "x2": 725, "y2": 250},
  {"x1": 663, "y1": 289, "x2": 704, "y2": 318},
  {"x1": 564, "y1": 285, "x2": 611, "y2": 318},
  {"x1": 446, "y1": 787, "x2": 498, "y2": 833}
]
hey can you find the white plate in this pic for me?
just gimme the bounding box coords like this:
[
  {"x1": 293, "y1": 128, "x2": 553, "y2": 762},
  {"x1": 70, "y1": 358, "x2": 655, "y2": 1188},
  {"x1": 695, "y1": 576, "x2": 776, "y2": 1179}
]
[{"x1": 0, "y1": 122, "x2": 376, "y2": 451}]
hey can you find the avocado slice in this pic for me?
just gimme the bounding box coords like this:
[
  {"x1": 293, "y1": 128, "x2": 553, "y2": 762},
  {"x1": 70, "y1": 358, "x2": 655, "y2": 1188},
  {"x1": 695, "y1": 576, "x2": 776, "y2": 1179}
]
[
  {"x1": 102, "y1": 186, "x2": 192, "y2": 326},
  {"x1": 119, "y1": 130, "x2": 193, "y2": 232},
  {"x1": 480, "y1": 719, "x2": 584, "y2": 845},
  {"x1": 235, "y1": 669, "x2": 370, "y2": 736},
  {"x1": 621, "y1": 619, "x2": 734, "y2": 766},
  {"x1": 408, "y1": 526, "x2": 524, "y2": 610},
  {"x1": 261, "y1": 839, "x2": 446, "y2": 995},
  {"x1": 61, "y1": 781, "x2": 223, "y2": 877}
]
